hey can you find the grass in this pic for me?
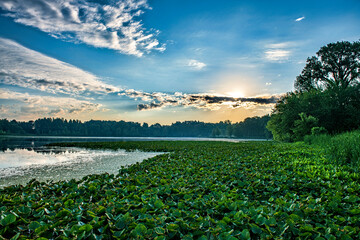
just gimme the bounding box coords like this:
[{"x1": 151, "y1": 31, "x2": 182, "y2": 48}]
[
  {"x1": 304, "y1": 130, "x2": 360, "y2": 168},
  {"x1": 1, "y1": 141, "x2": 360, "y2": 239}
]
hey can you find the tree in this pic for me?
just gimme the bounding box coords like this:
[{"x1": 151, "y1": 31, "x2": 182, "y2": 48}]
[
  {"x1": 292, "y1": 113, "x2": 318, "y2": 141},
  {"x1": 268, "y1": 40, "x2": 360, "y2": 141},
  {"x1": 295, "y1": 41, "x2": 360, "y2": 92},
  {"x1": 212, "y1": 127, "x2": 221, "y2": 137}
]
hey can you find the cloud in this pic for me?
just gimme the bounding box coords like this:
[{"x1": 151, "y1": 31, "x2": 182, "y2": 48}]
[
  {"x1": 266, "y1": 42, "x2": 293, "y2": 49},
  {"x1": 188, "y1": 59, "x2": 206, "y2": 70},
  {"x1": 0, "y1": 89, "x2": 103, "y2": 119},
  {"x1": 0, "y1": 38, "x2": 278, "y2": 115},
  {"x1": 295, "y1": 16, "x2": 305, "y2": 22},
  {"x1": 116, "y1": 86, "x2": 279, "y2": 111},
  {"x1": 264, "y1": 49, "x2": 291, "y2": 61},
  {"x1": 0, "y1": 38, "x2": 119, "y2": 95},
  {"x1": 0, "y1": 0, "x2": 165, "y2": 56},
  {"x1": 263, "y1": 41, "x2": 295, "y2": 62},
  {"x1": 133, "y1": 92, "x2": 279, "y2": 111}
]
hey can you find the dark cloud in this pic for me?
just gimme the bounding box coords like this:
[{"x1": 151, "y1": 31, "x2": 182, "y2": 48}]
[
  {"x1": 136, "y1": 93, "x2": 279, "y2": 111},
  {"x1": 137, "y1": 102, "x2": 164, "y2": 111},
  {"x1": 188, "y1": 95, "x2": 278, "y2": 105},
  {"x1": 33, "y1": 79, "x2": 66, "y2": 87}
]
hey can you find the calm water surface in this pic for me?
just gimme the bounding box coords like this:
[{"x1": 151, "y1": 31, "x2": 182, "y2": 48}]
[
  {"x1": 0, "y1": 136, "x2": 266, "y2": 188},
  {"x1": 0, "y1": 136, "x2": 169, "y2": 187},
  {"x1": 0, "y1": 135, "x2": 246, "y2": 151}
]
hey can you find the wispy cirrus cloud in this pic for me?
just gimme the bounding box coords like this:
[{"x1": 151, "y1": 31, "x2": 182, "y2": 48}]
[
  {"x1": 264, "y1": 49, "x2": 291, "y2": 61},
  {"x1": 0, "y1": 0, "x2": 165, "y2": 56},
  {"x1": 188, "y1": 59, "x2": 206, "y2": 70},
  {"x1": 0, "y1": 38, "x2": 119, "y2": 95},
  {"x1": 0, "y1": 89, "x2": 103, "y2": 119},
  {"x1": 264, "y1": 41, "x2": 295, "y2": 62}
]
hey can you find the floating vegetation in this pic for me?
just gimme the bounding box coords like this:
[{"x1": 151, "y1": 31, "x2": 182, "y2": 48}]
[{"x1": 1, "y1": 141, "x2": 359, "y2": 239}]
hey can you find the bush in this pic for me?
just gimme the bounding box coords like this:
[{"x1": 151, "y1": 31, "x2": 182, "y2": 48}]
[
  {"x1": 311, "y1": 126, "x2": 327, "y2": 135},
  {"x1": 305, "y1": 130, "x2": 360, "y2": 167}
]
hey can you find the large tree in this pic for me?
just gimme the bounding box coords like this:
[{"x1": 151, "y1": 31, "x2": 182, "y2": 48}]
[
  {"x1": 295, "y1": 41, "x2": 360, "y2": 92},
  {"x1": 268, "y1": 41, "x2": 360, "y2": 141}
]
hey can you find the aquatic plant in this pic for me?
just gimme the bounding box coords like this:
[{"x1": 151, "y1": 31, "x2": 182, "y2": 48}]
[{"x1": 1, "y1": 141, "x2": 359, "y2": 239}]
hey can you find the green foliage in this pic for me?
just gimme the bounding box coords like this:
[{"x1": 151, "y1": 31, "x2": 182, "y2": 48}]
[
  {"x1": 268, "y1": 40, "x2": 360, "y2": 141},
  {"x1": 311, "y1": 127, "x2": 328, "y2": 135},
  {"x1": 292, "y1": 113, "x2": 318, "y2": 141},
  {"x1": 0, "y1": 116, "x2": 272, "y2": 139},
  {"x1": 232, "y1": 115, "x2": 272, "y2": 139},
  {"x1": 0, "y1": 214, "x2": 17, "y2": 226},
  {"x1": 305, "y1": 130, "x2": 360, "y2": 167},
  {"x1": 295, "y1": 41, "x2": 360, "y2": 92},
  {"x1": 1, "y1": 141, "x2": 360, "y2": 239}
]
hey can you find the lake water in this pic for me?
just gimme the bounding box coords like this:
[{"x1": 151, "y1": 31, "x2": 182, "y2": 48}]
[
  {"x1": 0, "y1": 136, "x2": 265, "y2": 188},
  {"x1": 0, "y1": 135, "x2": 247, "y2": 151}
]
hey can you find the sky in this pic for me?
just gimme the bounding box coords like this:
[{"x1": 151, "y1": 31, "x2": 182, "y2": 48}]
[{"x1": 0, "y1": 0, "x2": 359, "y2": 124}]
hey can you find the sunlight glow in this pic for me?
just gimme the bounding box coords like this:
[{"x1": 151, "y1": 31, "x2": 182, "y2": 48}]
[{"x1": 227, "y1": 91, "x2": 244, "y2": 98}]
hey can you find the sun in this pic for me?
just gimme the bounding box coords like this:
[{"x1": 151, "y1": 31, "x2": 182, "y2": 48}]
[{"x1": 227, "y1": 91, "x2": 244, "y2": 98}]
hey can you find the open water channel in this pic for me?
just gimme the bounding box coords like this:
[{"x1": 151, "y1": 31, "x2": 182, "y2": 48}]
[{"x1": 0, "y1": 136, "x2": 251, "y2": 188}]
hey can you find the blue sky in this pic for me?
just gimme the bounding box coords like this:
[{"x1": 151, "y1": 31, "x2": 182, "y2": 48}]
[{"x1": 0, "y1": 0, "x2": 359, "y2": 124}]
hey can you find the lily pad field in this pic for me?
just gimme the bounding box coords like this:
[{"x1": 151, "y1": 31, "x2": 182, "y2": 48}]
[{"x1": 1, "y1": 141, "x2": 359, "y2": 239}]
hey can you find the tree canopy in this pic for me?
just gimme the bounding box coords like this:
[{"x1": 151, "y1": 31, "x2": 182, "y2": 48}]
[
  {"x1": 268, "y1": 40, "x2": 360, "y2": 141},
  {"x1": 295, "y1": 41, "x2": 360, "y2": 92}
]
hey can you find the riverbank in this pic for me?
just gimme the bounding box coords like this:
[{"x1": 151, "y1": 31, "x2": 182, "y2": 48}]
[{"x1": 1, "y1": 141, "x2": 359, "y2": 239}]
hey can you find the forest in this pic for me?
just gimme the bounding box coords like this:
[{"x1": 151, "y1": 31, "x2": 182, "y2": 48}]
[{"x1": 0, "y1": 115, "x2": 272, "y2": 139}]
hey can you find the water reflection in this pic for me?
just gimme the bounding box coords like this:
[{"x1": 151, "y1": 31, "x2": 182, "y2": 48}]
[
  {"x1": 0, "y1": 135, "x2": 246, "y2": 152},
  {"x1": 0, "y1": 146, "x2": 162, "y2": 188},
  {"x1": 0, "y1": 135, "x2": 258, "y2": 188}
]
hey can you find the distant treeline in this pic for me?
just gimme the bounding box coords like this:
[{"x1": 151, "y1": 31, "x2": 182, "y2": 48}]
[{"x1": 0, "y1": 115, "x2": 272, "y2": 139}]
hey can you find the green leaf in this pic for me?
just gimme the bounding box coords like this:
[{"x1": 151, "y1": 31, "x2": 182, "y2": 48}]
[
  {"x1": 240, "y1": 229, "x2": 251, "y2": 240},
  {"x1": 167, "y1": 223, "x2": 179, "y2": 232},
  {"x1": 79, "y1": 224, "x2": 93, "y2": 232},
  {"x1": 300, "y1": 224, "x2": 314, "y2": 232},
  {"x1": 64, "y1": 199, "x2": 74, "y2": 208},
  {"x1": 0, "y1": 214, "x2": 17, "y2": 226},
  {"x1": 155, "y1": 227, "x2": 165, "y2": 235},
  {"x1": 349, "y1": 208, "x2": 360, "y2": 215},
  {"x1": 29, "y1": 221, "x2": 41, "y2": 230},
  {"x1": 154, "y1": 199, "x2": 165, "y2": 209},
  {"x1": 251, "y1": 224, "x2": 262, "y2": 234},
  {"x1": 198, "y1": 236, "x2": 208, "y2": 240},
  {"x1": 18, "y1": 206, "x2": 32, "y2": 215},
  {"x1": 134, "y1": 223, "x2": 147, "y2": 236},
  {"x1": 10, "y1": 233, "x2": 20, "y2": 240},
  {"x1": 55, "y1": 209, "x2": 72, "y2": 218},
  {"x1": 154, "y1": 236, "x2": 166, "y2": 240},
  {"x1": 35, "y1": 225, "x2": 48, "y2": 234},
  {"x1": 255, "y1": 215, "x2": 266, "y2": 225},
  {"x1": 114, "y1": 229, "x2": 125, "y2": 237}
]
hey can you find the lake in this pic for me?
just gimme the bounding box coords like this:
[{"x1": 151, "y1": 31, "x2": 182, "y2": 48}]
[
  {"x1": 0, "y1": 135, "x2": 248, "y2": 151},
  {"x1": 0, "y1": 136, "x2": 266, "y2": 188}
]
